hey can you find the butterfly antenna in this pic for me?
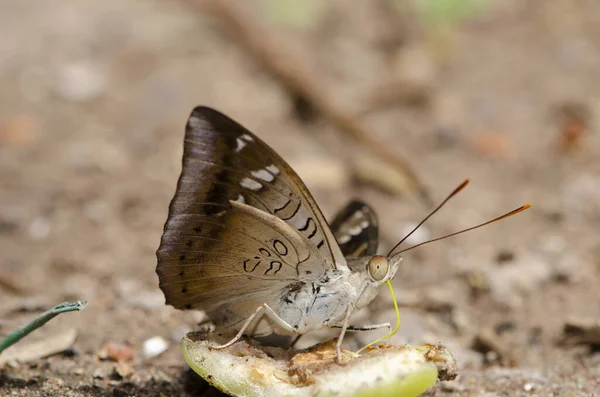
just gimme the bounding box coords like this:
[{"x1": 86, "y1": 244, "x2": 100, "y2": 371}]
[
  {"x1": 395, "y1": 203, "x2": 531, "y2": 255},
  {"x1": 387, "y1": 179, "x2": 470, "y2": 256}
]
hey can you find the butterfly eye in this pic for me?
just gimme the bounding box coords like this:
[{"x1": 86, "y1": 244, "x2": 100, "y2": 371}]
[{"x1": 367, "y1": 256, "x2": 389, "y2": 281}]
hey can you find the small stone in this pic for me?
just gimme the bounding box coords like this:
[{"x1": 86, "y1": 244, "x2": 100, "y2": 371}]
[
  {"x1": 92, "y1": 368, "x2": 105, "y2": 379},
  {"x1": 73, "y1": 368, "x2": 84, "y2": 376},
  {"x1": 101, "y1": 342, "x2": 135, "y2": 362},
  {"x1": 524, "y1": 382, "x2": 534, "y2": 391},
  {"x1": 143, "y1": 336, "x2": 169, "y2": 359},
  {"x1": 113, "y1": 362, "x2": 134, "y2": 379},
  {"x1": 52, "y1": 378, "x2": 64, "y2": 386}
]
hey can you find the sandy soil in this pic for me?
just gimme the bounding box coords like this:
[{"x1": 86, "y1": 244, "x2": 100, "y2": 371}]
[{"x1": 1, "y1": 0, "x2": 599, "y2": 396}]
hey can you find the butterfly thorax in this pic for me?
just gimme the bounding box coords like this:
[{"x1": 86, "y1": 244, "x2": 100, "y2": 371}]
[{"x1": 273, "y1": 267, "x2": 362, "y2": 334}]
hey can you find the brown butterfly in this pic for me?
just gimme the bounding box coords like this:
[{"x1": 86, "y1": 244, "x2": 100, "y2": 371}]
[{"x1": 156, "y1": 107, "x2": 530, "y2": 360}]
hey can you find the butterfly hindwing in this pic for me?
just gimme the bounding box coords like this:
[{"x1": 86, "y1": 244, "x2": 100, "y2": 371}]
[{"x1": 330, "y1": 200, "x2": 379, "y2": 257}]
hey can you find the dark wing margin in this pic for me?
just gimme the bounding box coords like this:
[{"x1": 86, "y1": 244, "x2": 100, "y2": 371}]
[{"x1": 330, "y1": 200, "x2": 379, "y2": 257}]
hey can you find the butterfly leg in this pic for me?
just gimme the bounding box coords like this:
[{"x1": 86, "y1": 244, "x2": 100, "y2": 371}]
[
  {"x1": 289, "y1": 334, "x2": 303, "y2": 349},
  {"x1": 332, "y1": 322, "x2": 391, "y2": 334},
  {"x1": 333, "y1": 322, "x2": 393, "y2": 348},
  {"x1": 209, "y1": 303, "x2": 296, "y2": 350},
  {"x1": 335, "y1": 304, "x2": 355, "y2": 363}
]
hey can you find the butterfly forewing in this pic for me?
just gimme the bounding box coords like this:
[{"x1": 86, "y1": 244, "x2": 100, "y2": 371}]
[
  {"x1": 156, "y1": 107, "x2": 346, "y2": 325},
  {"x1": 177, "y1": 107, "x2": 342, "y2": 262}
]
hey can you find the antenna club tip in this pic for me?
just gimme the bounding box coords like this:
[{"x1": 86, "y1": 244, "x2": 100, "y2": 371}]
[{"x1": 523, "y1": 203, "x2": 532, "y2": 209}]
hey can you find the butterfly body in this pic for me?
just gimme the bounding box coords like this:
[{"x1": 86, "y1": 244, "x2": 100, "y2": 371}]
[
  {"x1": 156, "y1": 107, "x2": 399, "y2": 351},
  {"x1": 266, "y1": 257, "x2": 400, "y2": 335}
]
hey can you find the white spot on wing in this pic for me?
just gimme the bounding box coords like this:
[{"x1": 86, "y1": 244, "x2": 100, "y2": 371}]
[
  {"x1": 240, "y1": 177, "x2": 262, "y2": 191},
  {"x1": 348, "y1": 225, "x2": 363, "y2": 236},
  {"x1": 338, "y1": 235, "x2": 351, "y2": 244},
  {"x1": 360, "y1": 220, "x2": 369, "y2": 228},
  {"x1": 241, "y1": 134, "x2": 254, "y2": 142},
  {"x1": 251, "y1": 169, "x2": 275, "y2": 182},
  {"x1": 236, "y1": 137, "x2": 247, "y2": 152},
  {"x1": 266, "y1": 164, "x2": 280, "y2": 175},
  {"x1": 236, "y1": 194, "x2": 245, "y2": 204},
  {"x1": 188, "y1": 116, "x2": 205, "y2": 130}
]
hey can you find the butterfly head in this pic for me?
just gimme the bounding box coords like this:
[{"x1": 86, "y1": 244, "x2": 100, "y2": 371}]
[
  {"x1": 366, "y1": 255, "x2": 401, "y2": 283},
  {"x1": 347, "y1": 254, "x2": 402, "y2": 310}
]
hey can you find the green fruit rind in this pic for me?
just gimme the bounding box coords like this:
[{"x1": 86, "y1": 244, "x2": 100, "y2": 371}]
[{"x1": 182, "y1": 337, "x2": 439, "y2": 397}]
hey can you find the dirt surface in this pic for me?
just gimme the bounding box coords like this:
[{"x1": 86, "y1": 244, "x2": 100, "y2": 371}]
[{"x1": 1, "y1": 0, "x2": 600, "y2": 396}]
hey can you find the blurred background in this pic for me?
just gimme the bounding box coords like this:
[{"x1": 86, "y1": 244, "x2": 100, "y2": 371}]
[{"x1": 1, "y1": 0, "x2": 599, "y2": 395}]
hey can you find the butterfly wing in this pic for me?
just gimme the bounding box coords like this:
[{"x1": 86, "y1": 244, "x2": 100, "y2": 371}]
[
  {"x1": 157, "y1": 200, "x2": 323, "y2": 329},
  {"x1": 156, "y1": 106, "x2": 345, "y2": 328},
  {"x1": 330, "y1": 200, "x2": 379, "y2": 257}
]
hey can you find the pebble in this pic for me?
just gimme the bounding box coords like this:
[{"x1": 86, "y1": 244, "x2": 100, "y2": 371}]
[
  {"x1": 92, "y1": 368, "x2": 105, "y2": 379},
  {"x1": 113, "y1": 362, "x2": 134, "y2": 379},
  {"x1": 101, "y1": 342, "x2": 135, "y2": 362},
  {"x1": 142, "y1": 336, "x2": 169, "y2": 359}
]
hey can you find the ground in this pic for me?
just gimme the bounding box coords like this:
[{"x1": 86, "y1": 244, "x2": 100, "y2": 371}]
[{"x1": 1, "y1": 0, "x2": 599, "y2": 396}]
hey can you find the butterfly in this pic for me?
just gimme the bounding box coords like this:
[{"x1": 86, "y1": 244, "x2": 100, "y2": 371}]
[
  {"x1": 155, "y1": 106, "x2": 405, "y2": 359},
  {"x1": 156, "y1": 106, "x2": 530, "y2": 361}
]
